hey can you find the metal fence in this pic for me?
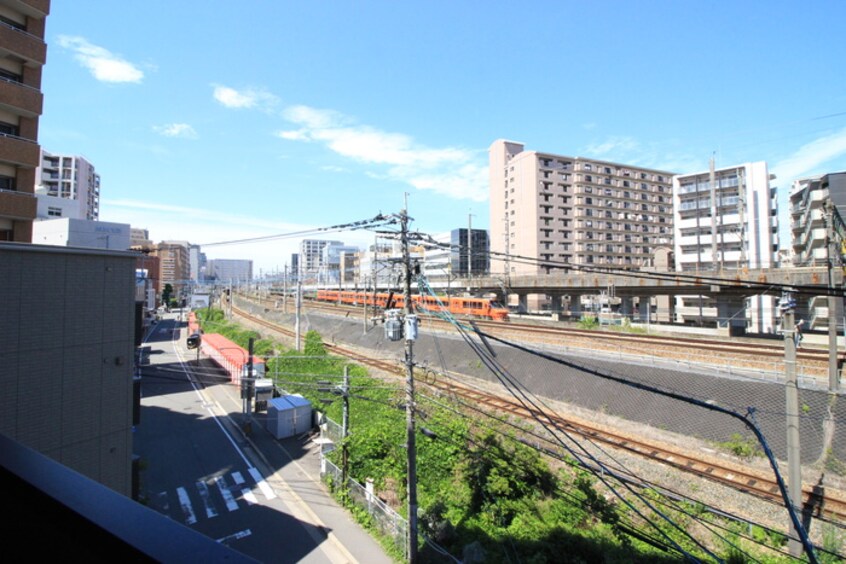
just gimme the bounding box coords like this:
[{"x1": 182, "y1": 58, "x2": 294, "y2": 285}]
[{"x1": 320, "y1": 455, "x2": 408, "y2": 558}]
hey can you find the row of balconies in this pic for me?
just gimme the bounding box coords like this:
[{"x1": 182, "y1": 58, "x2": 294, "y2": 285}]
[{"x1": 789, "y1": 186, "x2": 827, "y2": 214}]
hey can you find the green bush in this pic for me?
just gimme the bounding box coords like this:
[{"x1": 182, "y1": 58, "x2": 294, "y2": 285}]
[{"x1": 578, "y1": 315, "x2": 599, "y2": 329}]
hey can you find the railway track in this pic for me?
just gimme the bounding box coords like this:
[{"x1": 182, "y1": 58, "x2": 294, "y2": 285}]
[
  {"x1": 265, "y1": 296, "x2": 838, "y2": 378},
  {"x1": 230, "y1": 301, "x2": 846, "y2": 524}
]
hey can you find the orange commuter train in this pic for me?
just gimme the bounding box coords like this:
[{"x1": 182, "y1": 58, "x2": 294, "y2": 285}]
[{"x1": 315, "y1": 289, "x2": 509, "y2": 321}]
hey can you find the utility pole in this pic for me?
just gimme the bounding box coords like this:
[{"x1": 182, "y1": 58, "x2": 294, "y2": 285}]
[
  {"x1": 342, "y1": 365, "x2": 350, "y2": 488},
  {"x1": 363, "y1": 274, "x2": 370, "y2": 335},
  {"x1": 781, "y1": 292, "x2": 803, "y2": 558},
  {"x1": 283, "y1": 264, "x2": 288, "y2": 313},
  {"x1": 825, "y1": 201, "x2": 840, "y2": 391},
  {"x1": 401, "y1": 208, "x2": 419, "y2": 563},
  {"x1": 295, "y1": 277, "x2": 302, "y2": 352},
  {"x1": 709, "y1": 156, "x2": 718, "y2": 271}
]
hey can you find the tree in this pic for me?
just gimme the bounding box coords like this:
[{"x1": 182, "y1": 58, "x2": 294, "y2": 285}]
[{"x1": 162, "y1": 283, "x2": 174, "y2": 307}]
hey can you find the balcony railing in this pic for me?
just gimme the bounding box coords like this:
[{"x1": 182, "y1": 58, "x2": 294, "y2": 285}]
[{"x1": 0, "y1": 433, "x2": 257, "y2": 562}]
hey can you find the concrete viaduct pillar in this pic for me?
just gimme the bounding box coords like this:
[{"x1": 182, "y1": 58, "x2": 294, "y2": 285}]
[
  {"x1": 716, "y1": 294, "x2": 748, "y2": 336},
  {"x1": 569, "y1": 293, "x2": 583, "y2": 319},
  {"x1": 619, "y1": 296, "x2": 634, "y2": 319},
  {"x1": 637, "y1": 296, "x2": 651, "y2": 324}
]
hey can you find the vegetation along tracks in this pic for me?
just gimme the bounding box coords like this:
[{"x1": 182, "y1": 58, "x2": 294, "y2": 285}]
[{"x1": 231, "y1": 303, "x2": 846, "y2": 523}]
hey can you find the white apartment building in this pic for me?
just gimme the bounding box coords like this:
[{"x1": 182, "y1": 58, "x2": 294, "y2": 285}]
[
  {"x1": 207, "y1": 258, "x2": 253, "y2": 284},
  {"x1": 299, "y1": 239, "x2": 343, "y2": 282},
  {"x1": 673, "y1": 161, "x2": 779, "y2": 333},
  {"x1": 188, "y1": 244, "x2": 206, "y2": 282},
  {"x1": 320, "y1": 243, "x2": 359, "y2": 285},
  {"x1": 789, "y1": 172, "x2": 846, "y2": 330},
  {"x1": 35, "y1": 150, "x2": 100, "y2": 221},
  {"x1": 490, "y1": 140, "x2": 675, "y2": 278}
]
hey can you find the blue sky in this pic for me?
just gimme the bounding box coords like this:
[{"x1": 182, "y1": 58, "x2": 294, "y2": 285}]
[{"x1": 41, "y1": 1, "x2": 846, "y2": 274}]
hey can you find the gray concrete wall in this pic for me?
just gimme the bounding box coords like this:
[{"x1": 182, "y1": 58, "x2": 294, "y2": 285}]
[{"x1": 0, "y1": 242, "x2": 136, "y2": 495}]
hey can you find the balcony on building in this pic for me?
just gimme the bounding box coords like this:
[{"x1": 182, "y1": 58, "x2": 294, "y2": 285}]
[
  {"x1": 0, "y1": 131, "x2": 39, "y2": 167},
  {"x1": 0, "y1": 21, "x2": 46, "y2": 66},
  {"x1": 0, "y1": 187, "x2": 35, "y2": 218},
  {"x1": 0, "y1": 75, "x2": 42, "y2": 117},
  {"x1": 1, "y1": 433, "x2": 256, "y2": 562}
]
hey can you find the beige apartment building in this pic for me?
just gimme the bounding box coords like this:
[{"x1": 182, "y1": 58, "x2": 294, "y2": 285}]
[
  {"x1": 489, "y1": 140, "x2": 675, "y2": 282},
  {"x1": 0, "y1": 0, "x2": 49, "y2": 242},
  {"x1": 149, "y1": 240, "x2": 190, "y2": 299}
]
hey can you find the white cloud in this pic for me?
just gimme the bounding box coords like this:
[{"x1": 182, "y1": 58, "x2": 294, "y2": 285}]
[
  {"x1": 57, "y1": 35, "x2": 144, "y2": 83},
  {"x1": 771, "y1": 127, "x2": 846, "y2": 184},
  {"x1": 212, "y1": 85, "x2": 278, "y2": 110},
  {"x1": 321, "y1": 165, "x2": 347, "y2": 173},
  {"x1": 586, "y1": 136, "x2": 639, "y2": 157},
  {"x1": 101, "y1": 199, "x2": 313, "y2": 273},
  {"x1": 153, "y1": 123, "x2": 198, "y2": 139},
  {"x1": 276, "y1": 105, "x2": 486, "y2": 201},
  {"x1": 277, "y1": 129, "x2": 310, "y2": 141},
  {"x1": 581, "y1": 135, "x2": 703, "y2": 174}
]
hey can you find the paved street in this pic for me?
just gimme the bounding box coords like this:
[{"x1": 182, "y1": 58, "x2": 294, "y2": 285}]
[{"x1": 135, "y1": 314, "x2": 393, "y2": 563}]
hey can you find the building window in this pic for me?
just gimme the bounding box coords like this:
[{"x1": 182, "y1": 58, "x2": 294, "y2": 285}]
[
  {"x1": 0, "y1": 121, "x2": 19, "y2": 137},
  {"x1": 0, "y1": 175, "x2": 15, "y2": 191},
  {"x1": 47, "y1": 207, "x2": 62, "y2": 217}
]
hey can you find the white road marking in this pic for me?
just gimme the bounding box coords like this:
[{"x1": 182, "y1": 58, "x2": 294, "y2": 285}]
[
  {"x1": 241, "y1": 488, "x2": 258, "y2": 505},
  {"x1": 196, "y1": 481, "x2": 218, "y2": 518},
  {"x1": 177, "y1": 487, "x2": 197, "y2": 525},
  {"x1": 231, "y1": 471, "x2": 245, "y2": 485},
  {"x1": 217, "y1": 529, "x2": 252, "y2": 544},
  {"x1": 215, "y1": 475, "x2": 240, "y2": 512},
  {"x1": 249, "y1": 467, "x2": 277, "y2": 500},
  {"x1": 155, "y1": 491, "x2": 170, "y2": 515}
]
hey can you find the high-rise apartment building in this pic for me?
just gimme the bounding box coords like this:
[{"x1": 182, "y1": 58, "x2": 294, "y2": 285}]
[
  {"x1": 188, "y1": 243, "x2": 206, "y2": 282},
  {"x1": 207, "y1": 258, "x2": 252, "y2": 284},
  {"x1": 489, "y1": 140, "x2": 675, "y2": 278},
  {"x1": 321, "y1": 243, "x2": 359, "y2": 285},
  {"x1": 0, "y1": 0, "x2": 50, "y2": 242},
  {"x1": 672, "y1": 161, "x2": 779, "y2": 332},
  {"x1": 451, "y1": 228, "x2": 489, "y2": 276},
  {"x1": 299, "y1": 239, "x2": 342, "y2": 282},
  {"x1": 789, "y1": 172, "x2": 846, "y2": 330},
  {"x1": 150, "y1": 241, "x2": 190, "y2": 299},
  {"x1": 673, "y1": 161, "x2": 777, "y2": 272},
  {"x1": 35, "y1": 150, "x2": 100, "y2": 220},
  {"x1": 789, "y1": 172, "x2": 846, "y2": 267}
]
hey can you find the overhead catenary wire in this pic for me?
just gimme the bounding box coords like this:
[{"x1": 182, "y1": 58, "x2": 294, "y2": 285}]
[
  {"x1": 461, "y1": 323, "x2": 821, "y2": 563},
  {"x1": 197, "y1": 214, "x2": 398, "y2": 247},
  {"x1": 411, "y1": 233, "x2": 845, "y2": 298},
  {"x1": 414, "y1": 277, "x2": 719, "y2": 562}
]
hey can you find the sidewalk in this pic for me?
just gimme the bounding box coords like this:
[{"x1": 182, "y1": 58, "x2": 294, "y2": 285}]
[{"x1": 198, "y1": 361, "x2": 395, "y2": 564}]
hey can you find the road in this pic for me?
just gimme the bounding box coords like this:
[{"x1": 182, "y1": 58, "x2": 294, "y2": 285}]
[{"x1": 134, "y1": 313, "x2": 392, "y2": 563}]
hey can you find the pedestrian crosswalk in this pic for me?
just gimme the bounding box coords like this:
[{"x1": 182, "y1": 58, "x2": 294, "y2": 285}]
[{"x1": 150, "y1": 468, "x2": 277, "y2": 525}]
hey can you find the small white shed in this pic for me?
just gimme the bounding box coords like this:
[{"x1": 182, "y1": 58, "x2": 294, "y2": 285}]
[{"x1": 266, "y1": 395, "x2": 313, "y2": 439}]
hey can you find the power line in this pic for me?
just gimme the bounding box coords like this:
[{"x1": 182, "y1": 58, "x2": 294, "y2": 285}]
[{"x1": 197, "y1": 214, "x2": 398, "y2": 247}]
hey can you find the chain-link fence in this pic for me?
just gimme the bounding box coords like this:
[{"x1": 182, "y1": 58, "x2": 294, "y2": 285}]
[{"x1": 234, "y1": 294, "x2": 845, "y2": 559}]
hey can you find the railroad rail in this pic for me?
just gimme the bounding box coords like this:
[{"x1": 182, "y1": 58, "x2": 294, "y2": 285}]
[
  {"x1": 229, "y1": 301, "x2": 846, "y2": 523},
  {"x1": 260, "y1": 294, "x2": 839, "y2": 379}
]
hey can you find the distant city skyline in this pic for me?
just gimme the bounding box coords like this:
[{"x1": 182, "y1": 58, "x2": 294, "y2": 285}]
[{"x1": 40, "y1": 1, "x2": 846, "y2": 273}]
